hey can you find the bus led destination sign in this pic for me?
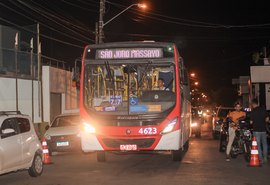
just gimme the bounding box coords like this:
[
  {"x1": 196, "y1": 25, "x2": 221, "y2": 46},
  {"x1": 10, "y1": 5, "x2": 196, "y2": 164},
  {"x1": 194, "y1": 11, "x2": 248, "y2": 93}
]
[{"x1": 96, "y1": 48, "x2": 163, "y2": 59}]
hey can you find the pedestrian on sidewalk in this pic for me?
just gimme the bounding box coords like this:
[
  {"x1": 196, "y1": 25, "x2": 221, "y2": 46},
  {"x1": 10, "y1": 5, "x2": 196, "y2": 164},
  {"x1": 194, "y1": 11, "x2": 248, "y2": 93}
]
[{"x1": 250, "y1": 99, "x2": 270, "y2": 164}]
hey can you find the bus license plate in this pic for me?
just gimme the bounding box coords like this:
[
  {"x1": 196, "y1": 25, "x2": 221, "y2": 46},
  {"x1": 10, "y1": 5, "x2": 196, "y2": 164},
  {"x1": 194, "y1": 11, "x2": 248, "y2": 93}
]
[
  {"x1": 56, "y1": 141, "x2": 69, "y2": 146},
  {"x1": 120, "y1": 144, "x2": 137, "y2": 151}
]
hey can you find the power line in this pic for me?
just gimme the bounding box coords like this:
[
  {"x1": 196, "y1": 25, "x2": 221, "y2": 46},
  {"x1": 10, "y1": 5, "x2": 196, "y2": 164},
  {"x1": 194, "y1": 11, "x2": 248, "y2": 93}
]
[
  {"x1": 112, "y1": 32, "x2": 270, "y2": 41},
  {"x1": 0, "y1": 17, "x2": 84, "y2": 49},
  {"x1": 107, "y1": 1, "x2": 270, "y2": 29},
  {"x1": 60, "y1": 0, "x2": 99, "y2": 13},
  {"x1": 0, "y1": 2, "x2": 92, "y2": 44},
  {"x1": 107, "y1": 1, "x2": 224, "y2": 27},
  {"x1": 30, "y1": 0, "x2": 95, "y2": 34},
  {"x1": 77, "y1": 0, "x2": 100, "y2": 7},
  {"x1": 16, "y1": 0, "x2": 94, "y2": 41}
]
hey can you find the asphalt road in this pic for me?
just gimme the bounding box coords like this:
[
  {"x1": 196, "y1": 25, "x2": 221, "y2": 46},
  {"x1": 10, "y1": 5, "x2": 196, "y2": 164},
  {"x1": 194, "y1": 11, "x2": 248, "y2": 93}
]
[{"x1": 1, "y1": 120, "x2": 269, "y2": 185}]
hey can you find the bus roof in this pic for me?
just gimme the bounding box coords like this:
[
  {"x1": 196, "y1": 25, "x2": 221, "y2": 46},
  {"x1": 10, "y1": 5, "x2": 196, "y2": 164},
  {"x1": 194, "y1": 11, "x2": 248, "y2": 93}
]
[{"x1": 85, "y1": 41, "x2": 175, "y2": 49}]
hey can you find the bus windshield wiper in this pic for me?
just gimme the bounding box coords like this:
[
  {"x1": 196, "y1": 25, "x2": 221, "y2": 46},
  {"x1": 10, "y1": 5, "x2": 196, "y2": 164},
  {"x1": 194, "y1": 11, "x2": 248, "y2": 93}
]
[
  {"x1": 104, "y1": 61, "x2": 115, "y2": 95},
  {"x1": 138, "y1": 60, "x2": 152, "y2": 89}
]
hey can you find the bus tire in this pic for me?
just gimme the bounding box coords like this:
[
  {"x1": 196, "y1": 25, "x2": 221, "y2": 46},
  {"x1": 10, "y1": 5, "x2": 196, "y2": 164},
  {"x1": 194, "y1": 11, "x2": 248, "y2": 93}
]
[
  {"x1": 171, "y1": 149, "x2": 183, "y2": 161},
  {"x1": 97, "y1": 151, "x2": 106, "y2": 162},
  {"x1": 184, "y1": 140, "x2": 189, "y2": 152}
]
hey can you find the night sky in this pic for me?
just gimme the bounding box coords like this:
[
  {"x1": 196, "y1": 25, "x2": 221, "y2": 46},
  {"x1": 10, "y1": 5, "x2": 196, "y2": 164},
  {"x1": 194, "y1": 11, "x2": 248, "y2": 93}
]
[{"x1": 1, "y1": 0, "x2": 270, "y2": 106}]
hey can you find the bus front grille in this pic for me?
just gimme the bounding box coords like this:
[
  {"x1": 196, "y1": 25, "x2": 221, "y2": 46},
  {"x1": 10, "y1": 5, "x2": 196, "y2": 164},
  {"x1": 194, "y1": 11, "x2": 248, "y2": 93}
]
[
  {"x1": 99, "y1": 119, "x2": 163, "y2": 126},
  {"x1": 102, "y1": 138, "x2": 155, "y2": 149}
]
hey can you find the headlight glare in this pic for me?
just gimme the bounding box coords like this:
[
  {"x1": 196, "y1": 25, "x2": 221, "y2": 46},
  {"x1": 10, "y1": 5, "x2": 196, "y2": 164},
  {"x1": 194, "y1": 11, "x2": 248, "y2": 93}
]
[
  {"x1": 83, "y1": 122, "x2": 96, "y2": 134},
  {"x1": 161, "y1": 118, "x2": 178, "y2": 134}
]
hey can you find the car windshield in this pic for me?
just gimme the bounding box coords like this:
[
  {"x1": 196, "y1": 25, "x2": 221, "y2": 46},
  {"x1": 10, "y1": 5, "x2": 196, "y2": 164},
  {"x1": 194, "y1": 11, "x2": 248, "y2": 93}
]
[
  {"x1": 83, "y1": 62, "x2": 176, "y2": 115},
  {"x1": 51, "y1": 115, "x2": 80, "y2": 127}
]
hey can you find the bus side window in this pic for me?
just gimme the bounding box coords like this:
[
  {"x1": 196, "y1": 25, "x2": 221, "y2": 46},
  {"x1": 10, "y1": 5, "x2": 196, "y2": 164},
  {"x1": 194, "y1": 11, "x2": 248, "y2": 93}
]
[
  {"x1": 183, "y1": 68, "x2": 189, "y2": 86},
  {"x1": 178, "y1": 58, "x2": 189, "y2": 86}
]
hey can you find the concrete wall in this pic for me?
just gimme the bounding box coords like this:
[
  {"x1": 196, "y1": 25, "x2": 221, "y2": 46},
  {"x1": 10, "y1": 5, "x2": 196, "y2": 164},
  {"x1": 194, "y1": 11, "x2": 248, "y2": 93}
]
[
  {"x1": 42, "y1": 66, "x2": 50, "y2": 123},
  {"x1": 42, "y1": 66, "x2": 79, "y2": 122},
  {"x1": 1, "y1": 66, "x2": 79, "y2": 124},
  {"x1": 0, "y1": 77, "x2": 41, "y2": 123}
]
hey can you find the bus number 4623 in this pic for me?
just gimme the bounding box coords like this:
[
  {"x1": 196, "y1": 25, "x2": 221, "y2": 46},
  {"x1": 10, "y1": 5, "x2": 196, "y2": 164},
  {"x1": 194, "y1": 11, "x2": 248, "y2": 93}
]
[{"x1": 138, "y1": 128, "x2": 157, "y2": 135}]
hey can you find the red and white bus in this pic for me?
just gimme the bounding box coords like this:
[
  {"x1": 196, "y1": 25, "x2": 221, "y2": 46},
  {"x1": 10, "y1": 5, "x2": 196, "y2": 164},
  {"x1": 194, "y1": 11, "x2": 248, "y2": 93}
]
[{"x1": 79, "y1": 41, "x2": 191, "y2": 161}]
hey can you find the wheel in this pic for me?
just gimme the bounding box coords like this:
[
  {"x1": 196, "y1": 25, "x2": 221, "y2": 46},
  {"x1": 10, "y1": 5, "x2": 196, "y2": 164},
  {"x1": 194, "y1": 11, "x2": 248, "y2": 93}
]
[
  {"x1": 230, "y1": 152, "x2": 238, "y2": 158},
  {"x1": 184, "y1": 140, "x2": 189, "y2": 152},
  {"x1": 230, "y1": 145, "x2": 238, "y2": 158},
  {"x1": 97, "y1": 151, "x2": 106, "y2": 162},
  {"x1": 219, "y1": 134, "x2": 227, "y2": 152},
  {"x1": 28, "y1": 153, "x2": 43, "y2": 177},
  {"x1": 244, "y1": 152, "x2": 250, "y2": 162},
  {"x1": 171, "y1": 148, "x2": 183, "y2": 161},
  {"x1": 243, "y1": 143, "x2": 251, "y2": 162}
]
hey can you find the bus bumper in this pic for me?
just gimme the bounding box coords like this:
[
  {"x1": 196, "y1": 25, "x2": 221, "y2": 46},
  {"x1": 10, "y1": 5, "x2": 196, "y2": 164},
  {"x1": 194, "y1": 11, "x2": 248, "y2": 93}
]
[
  {"x1": 81, "y1": 130, "x2": 181, "y2": 152},
  {"x1": 81, "y1": 133, "x2": 103, "y2": 152},
  {"x1": 154, "y1": 130, "x2": 180, "y2": 150}
]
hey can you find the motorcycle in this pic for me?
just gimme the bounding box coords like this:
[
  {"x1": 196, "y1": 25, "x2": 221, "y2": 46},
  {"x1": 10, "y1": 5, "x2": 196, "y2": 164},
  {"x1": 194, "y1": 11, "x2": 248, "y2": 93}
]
[{"x1": 219, "y1": 117, "x2": 252, "y2": 162}]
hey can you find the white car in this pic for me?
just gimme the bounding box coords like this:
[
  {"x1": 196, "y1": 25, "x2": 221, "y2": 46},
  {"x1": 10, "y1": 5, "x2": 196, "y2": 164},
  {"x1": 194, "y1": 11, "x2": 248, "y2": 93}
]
[
  {"x1": 0, "y1": 111, "x2": 43, "y2": 177},
  {"x1": 44, "y1": 113, "x2": 81, "y2": 155}
]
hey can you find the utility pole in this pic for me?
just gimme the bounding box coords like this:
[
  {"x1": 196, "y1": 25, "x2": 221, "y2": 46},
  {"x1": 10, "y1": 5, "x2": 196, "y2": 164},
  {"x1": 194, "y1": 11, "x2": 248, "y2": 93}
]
[
  {"x1": 98, "y1": 0, "x2": 105, "y2": 43},
  {"x1": 37, "y1": 23, "x2": 44, "y2": 124},
  {"x1": 95, "y1": 22, "x2": 98, "y2": 44},
  {"x1": 15, "y1": 32, "x2": 19, "y2": 112},
  {"x1": 30, "y1": 38, "x2": 34, "y2": 122}
]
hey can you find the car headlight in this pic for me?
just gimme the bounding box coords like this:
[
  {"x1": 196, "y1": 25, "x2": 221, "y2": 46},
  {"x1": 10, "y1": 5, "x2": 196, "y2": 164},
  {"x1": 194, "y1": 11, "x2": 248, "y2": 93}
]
[
  {"x1": 161, "y1": 118, "x2": 178, "y2": 134},
  {"x1": 83, "y1": 122, "x2": 96, "y2": 134},
  {"x1": 44, "y1": 134, "x2": 51, "y2": 140},
  {"x1": 191, "y1": 122, "x2": 198, "y2": 127}
]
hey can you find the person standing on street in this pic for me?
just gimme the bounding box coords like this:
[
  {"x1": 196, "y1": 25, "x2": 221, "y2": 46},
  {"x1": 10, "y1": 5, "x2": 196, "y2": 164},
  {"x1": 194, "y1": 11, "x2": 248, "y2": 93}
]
[
  {"x1": 250, "y1": 99, "x2": 270, "y2": 164},
  {"x1": 226, "y1": 102, "x2": 246, "y2": 161}
]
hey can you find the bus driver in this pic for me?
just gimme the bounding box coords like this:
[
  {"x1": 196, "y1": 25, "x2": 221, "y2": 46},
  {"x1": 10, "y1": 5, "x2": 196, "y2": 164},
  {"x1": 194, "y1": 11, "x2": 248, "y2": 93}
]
[{"x1": 157, "y1": 78, "x2": 169, "y2": 91}]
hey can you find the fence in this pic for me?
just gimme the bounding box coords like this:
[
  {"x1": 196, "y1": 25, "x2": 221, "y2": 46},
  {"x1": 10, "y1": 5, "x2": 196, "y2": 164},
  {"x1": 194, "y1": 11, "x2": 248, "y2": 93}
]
[{"x1": 0, "y1": 47, "x2": 71, "y2": 80}]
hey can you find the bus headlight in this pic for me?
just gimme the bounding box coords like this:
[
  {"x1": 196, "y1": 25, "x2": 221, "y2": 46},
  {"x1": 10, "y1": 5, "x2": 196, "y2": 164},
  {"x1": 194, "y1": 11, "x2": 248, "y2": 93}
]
[
  {"x1": 83, "y1": 122, "x2": 96, "y2": 134},
  {"x1": 161, "y1": 118, "x2": 178, "y2": 134}
]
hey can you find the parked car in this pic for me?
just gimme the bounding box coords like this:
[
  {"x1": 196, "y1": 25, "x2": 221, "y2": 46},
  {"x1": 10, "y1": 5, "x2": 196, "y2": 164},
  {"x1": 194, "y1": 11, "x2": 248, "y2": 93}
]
[
  {"x1": 44, "y1": 113, "x2": 81, "y2": 155},
  {"x1": 0, "y1": 111, "x2": 43, "y2": 177},
  {"x1": 212, "y1": 107, "x2": 234, "y2": 139}
]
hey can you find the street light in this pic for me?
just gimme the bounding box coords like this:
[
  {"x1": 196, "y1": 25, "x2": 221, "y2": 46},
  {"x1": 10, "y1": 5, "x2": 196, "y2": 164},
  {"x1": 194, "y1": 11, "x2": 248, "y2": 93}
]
[
  {"x1": 190, "y1": 73, "x2": 196, "y2": 78},
  {"x1": 103, "y1": 3, "x2": 147, "y2": 27},
  {"x1": 194, "y1": 82, "x2": 199, "y2": 86},
  {"x1": 138, "y1": 3, "x2": 147, "y2": 9},
  {"x1": 98, "y1": 3, "x2": 147, "y2": 43}
]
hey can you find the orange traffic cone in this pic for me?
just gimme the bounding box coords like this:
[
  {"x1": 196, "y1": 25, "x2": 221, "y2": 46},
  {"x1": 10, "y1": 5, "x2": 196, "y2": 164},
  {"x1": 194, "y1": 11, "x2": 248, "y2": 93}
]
[
  {"x1": 42, "y1": 138, "x2": 52, "y2": 165},
  {"x1": 249, "y1": 136, "x2": 261, "y2": 167}
]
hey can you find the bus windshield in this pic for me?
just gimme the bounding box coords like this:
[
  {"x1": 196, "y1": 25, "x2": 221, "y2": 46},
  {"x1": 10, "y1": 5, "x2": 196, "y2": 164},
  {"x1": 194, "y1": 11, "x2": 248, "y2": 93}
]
[{"x1": 83, "y1": 62, "x2": 176, "y2": 115}]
